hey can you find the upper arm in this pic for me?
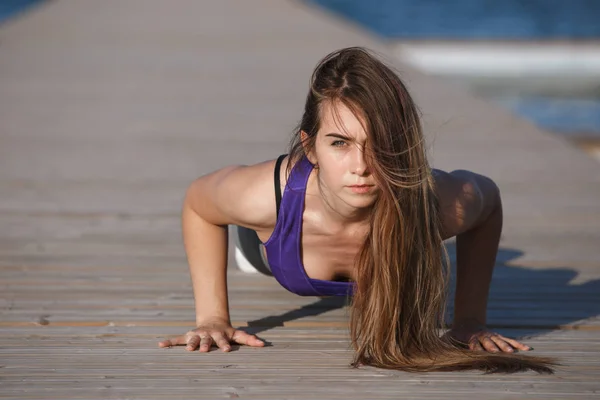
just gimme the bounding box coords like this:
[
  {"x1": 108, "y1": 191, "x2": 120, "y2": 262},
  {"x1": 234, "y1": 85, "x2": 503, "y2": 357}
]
[
  {"x1": 433, "y1": 169, "x2": 501, "y2": 240},
  {"x1": 185, "y1": 159, "x2": 279, "y2": 230}
]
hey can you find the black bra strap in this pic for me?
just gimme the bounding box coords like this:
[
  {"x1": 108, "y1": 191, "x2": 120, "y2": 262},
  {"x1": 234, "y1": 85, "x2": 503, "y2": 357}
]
[{"x1": 274, "y1": 154, "x2": 287, "y2": 218}]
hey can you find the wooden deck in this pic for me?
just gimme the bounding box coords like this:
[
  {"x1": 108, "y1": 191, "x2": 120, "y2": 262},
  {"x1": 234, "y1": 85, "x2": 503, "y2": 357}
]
[{"x1": 1, "y1": 0, "x2": 599, "y2": 398}]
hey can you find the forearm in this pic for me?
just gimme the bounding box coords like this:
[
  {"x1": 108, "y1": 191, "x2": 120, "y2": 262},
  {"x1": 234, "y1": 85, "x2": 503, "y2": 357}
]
[
  {"x1": 453, "y1": 195, "x2": 503, "y2": 327},
  {"x1": 182, "y1": 195, "x2": 231, "y2": 326}
]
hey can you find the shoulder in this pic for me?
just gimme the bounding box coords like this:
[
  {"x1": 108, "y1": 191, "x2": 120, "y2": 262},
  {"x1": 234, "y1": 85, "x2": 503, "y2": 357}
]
[
  {"x1": 186, "y1": 155, "x2": 293, "y2": 231},
  {"x1": 432, "y1": 168, "x2": 501, "y2": 239}
]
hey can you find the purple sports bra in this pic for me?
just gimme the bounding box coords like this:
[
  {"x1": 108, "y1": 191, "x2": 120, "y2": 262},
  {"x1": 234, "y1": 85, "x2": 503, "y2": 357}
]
[{"x1": 262, "y1": 154, "x2": 355, "y2": 297}]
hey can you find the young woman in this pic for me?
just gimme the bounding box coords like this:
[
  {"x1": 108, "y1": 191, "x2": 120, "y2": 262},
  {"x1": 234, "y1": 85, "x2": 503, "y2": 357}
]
[{"x1": 158, "y1": 47, "x2": 556, "y2": 373}]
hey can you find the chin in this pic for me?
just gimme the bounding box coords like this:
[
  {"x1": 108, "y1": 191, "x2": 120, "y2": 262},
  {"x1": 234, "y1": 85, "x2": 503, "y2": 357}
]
[{"x1": 348, "y1": 194, "x2": 377, "y2": 207}]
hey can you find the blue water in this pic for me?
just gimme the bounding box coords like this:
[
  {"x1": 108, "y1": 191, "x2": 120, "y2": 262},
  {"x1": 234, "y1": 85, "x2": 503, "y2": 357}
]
[
  {"x1": 495, "y1": 97, "x2": 600, "y2": 136},
  {"x1": 0, "y1": 0, "x2": 44, "y2": 24},
  {"x1": 309, "y1": 0, "x2": 600, "y2": 39}
]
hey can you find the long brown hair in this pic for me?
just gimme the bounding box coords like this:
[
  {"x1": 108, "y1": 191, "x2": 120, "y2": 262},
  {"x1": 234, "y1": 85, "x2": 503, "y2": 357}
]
[{"x1": 285, "y1": 47, "x2": 557, "y2": 373}]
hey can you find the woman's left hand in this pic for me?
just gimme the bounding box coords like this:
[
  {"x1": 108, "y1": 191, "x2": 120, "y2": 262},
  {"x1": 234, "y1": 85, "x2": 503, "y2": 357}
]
[{"x1": 444, "y1": 323, "x2": 532, "y2": 353}]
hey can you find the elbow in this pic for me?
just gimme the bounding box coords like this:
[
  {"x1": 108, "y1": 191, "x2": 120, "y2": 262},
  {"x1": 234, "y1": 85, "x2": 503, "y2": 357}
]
[
  {"x1": 485, "y1": 177, "x2": 502, "y2": 214},
  {"x1": 183, "y1": 176, "x2": 215, "y2": 221},
  {"x1": 477, "y1": 176, "x2": 502, "y2": 228},
  {"x1": 183, "y1": 178, "x2": 202, "y2": 212}
]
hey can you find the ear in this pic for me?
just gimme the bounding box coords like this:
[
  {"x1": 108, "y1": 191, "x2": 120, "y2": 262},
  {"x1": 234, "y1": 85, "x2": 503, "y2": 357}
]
[{"x1": 300, "y1": 130, "x2": 318, "y2": 166}]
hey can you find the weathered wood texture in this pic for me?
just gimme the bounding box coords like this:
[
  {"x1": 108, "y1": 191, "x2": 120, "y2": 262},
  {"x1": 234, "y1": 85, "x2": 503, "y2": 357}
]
[{"x1": 1, "y1": 0, "x2": 599, "y2": 399}]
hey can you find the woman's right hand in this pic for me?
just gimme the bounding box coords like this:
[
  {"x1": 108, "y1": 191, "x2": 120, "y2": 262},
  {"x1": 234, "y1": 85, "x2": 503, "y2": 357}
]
[{"x1": 157, "y1": 318, "x2": 265, "y2": 352}]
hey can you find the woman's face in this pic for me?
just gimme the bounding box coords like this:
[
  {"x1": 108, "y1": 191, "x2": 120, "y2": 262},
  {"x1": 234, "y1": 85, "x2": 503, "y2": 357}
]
[{"x1": 307, "y1": 101, "x2": 380, "y2": 210}]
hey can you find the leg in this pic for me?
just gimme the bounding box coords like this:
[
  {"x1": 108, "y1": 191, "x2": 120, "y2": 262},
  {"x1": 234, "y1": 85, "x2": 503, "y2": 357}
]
[{"x1": 232, "y1": 225, "x2": 273, "y2": 276}]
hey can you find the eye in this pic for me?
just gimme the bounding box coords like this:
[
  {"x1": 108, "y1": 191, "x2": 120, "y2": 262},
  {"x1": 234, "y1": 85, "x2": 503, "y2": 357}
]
[{"x1": 331, "y1": 140, "x2": 346, "y2": 147}]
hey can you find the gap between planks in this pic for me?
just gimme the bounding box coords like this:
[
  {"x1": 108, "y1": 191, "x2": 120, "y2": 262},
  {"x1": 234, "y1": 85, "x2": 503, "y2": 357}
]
[{"x1": 0, "y1": 320, "x2": 599, "y2": 330}]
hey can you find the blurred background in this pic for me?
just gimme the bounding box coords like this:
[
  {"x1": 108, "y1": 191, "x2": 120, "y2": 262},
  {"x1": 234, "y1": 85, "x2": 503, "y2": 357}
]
[
  {"x1": 3, "y1": 0, "x2": 599, "y2": 161},
  {"x1": 308, "y1": 0, "x2": 600, "y2": 162}
]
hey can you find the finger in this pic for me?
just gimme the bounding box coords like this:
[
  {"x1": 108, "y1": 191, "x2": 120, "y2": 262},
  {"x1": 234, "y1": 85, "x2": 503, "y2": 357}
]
[
  {"x1": 490, "y1": 335, "x2": 515, "y2": 353},
  {"x1": 232, "y1": 330, "x2": 265, "y2": 347},
  {"x1": 469, "y1": 339, "x2": 484, "y2": 352},
  {"x1": 158, "y1": 339, "x2": 174, "y2": 348},
  {"x1": 158, "y1": 335, "x2": 186, "y2": 348},
  {"x1": 496, "y1": 335, "x2": 531, "y2": 351},
  {"x1": 480, "y1": 336, "x2": 501, "y2": 353},
  {"x1": 186, "y1": 335, "x2": 200, "y2": 352},
  {"x1": 211, "y1": 332, "x2": 232, "y2": 352},
  {"x1": 199, "y1": 335, "x2": 213, "y2": 352}
]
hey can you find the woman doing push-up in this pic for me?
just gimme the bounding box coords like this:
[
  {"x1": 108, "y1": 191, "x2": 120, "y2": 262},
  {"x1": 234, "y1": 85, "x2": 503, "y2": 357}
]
[{"x1": 158, "y1": 47, "x2": 556, "y2": 373}]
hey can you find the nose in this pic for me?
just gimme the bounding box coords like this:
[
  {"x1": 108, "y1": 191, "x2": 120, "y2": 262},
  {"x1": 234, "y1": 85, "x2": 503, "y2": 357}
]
[{"x1": 351, "y1": 145, "x2": 369, "y2": 176}]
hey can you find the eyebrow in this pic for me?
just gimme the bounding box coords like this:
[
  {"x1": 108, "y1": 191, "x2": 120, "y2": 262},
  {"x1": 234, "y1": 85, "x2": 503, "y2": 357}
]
[{"x1": 325, "y1": 133, "x2": 365, "y2": 143}]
